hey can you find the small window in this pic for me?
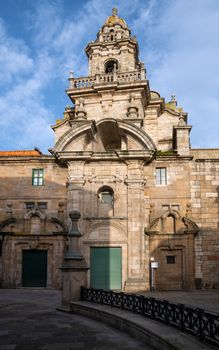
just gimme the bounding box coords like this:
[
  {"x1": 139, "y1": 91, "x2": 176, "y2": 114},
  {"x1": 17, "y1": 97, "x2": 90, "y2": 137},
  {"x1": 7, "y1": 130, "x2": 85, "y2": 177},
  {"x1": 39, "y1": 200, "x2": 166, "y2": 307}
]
[
  {"x1": 25, "y1": 202, "x2": 35, "y2": 210},
  {"x1": 156, "y1": 168, "x2": 167, "y2": 185},
  {"x1": 100, "y1": 192, "x2": 113, "y2": 205},
  {"x1": 98, "y1": 186, "x2": 114, "y2": 216},
  {"x1": 32, "y1": 169, "x2": 44, "y2": 186},
  {"x1": 166, "y1": 256, "x2": 175, "y2": 264},
  {"x1": 38, "y1": 202, "x2": 47, "y2": 210}
]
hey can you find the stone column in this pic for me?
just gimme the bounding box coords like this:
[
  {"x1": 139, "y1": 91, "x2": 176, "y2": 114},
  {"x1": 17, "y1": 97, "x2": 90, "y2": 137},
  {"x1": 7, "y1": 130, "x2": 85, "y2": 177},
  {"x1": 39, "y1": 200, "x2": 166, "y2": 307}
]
[
  {"x1": 61, "y1": 210, "x2": 88, "y2": 305},
  {"x1": 124, "y1": 160, "x2": 147, "y2": 291}
]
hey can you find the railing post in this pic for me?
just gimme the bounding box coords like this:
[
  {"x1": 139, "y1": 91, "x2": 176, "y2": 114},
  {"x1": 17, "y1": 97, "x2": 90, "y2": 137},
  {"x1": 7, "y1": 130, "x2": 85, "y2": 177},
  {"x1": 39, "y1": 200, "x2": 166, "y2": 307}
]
[
  {"x1": 91, "y1": 288, "x2": 94, "y2": 303},
  {"x1": 163, "y1": 300, "x2": 169, "y2": 324},
  {"x1": 197, "y1": 308, "x2": 205, "y2": 340},
  {"x1": 110, "y1": 290, "x2": 113, "y2": 307},
  {"x1": 150, "y1": 297, "x2": 155, "y2": 320},
  {"x1": 179, "y1": 303, "x2": 185, "y2": 332},
  {"x1": 132, "y1": 294, "x2": 136, "y2": 313},
  {"x1": 120, "y1": 292, "x2": 124, "y2": 310},
  {"x1": 113, "y1": 70, "x2": 117, "y2": 82},
  {"x1": 100, "y1": 289, "x2": 103, "y2": 305}
]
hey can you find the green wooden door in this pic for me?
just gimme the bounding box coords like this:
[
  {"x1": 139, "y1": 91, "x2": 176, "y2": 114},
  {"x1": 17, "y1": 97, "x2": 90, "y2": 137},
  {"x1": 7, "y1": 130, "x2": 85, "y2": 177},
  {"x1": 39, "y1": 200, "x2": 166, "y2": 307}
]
[
  {"x1": 22, "y1": 250, "x2": 47, "y2": 287},
  {"x1": 90, "y1": 247, "x2": 122, "y2": 290}
]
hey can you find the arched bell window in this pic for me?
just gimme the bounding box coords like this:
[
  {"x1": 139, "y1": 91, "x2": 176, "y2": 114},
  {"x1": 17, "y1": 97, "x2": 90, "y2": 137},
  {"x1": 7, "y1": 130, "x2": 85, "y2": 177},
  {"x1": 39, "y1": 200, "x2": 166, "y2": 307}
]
[
  {"x1": 98, "y1": 186, "x2": 114, "y2": 216},
  {"x1": 105, "y1": 59, "x2": 118, "y2": 73}
]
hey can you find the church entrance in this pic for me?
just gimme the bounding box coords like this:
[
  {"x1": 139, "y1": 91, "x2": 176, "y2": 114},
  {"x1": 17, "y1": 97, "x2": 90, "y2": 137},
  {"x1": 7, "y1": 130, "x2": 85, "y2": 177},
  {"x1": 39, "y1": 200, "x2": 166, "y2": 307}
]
[
  {"x1": 90, "y1": 247, "x2": 122, "y2": 290},
  {"x1": 22, "y1": 250, "x2": 47, "y2": 287}
]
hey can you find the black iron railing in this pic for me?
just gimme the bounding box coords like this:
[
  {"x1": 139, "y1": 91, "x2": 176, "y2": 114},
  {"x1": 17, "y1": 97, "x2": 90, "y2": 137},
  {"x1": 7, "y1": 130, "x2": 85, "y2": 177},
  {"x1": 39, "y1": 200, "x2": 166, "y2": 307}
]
[{"x1": 81, "y1": 287, "x2": 219, "y2": 346}]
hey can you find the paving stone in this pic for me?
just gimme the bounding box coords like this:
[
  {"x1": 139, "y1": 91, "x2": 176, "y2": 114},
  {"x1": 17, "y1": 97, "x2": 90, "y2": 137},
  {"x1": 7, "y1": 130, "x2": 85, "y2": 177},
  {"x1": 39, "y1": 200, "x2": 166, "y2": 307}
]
[{"x1": 0, "y1": 289, "x2": 149, "y2": 350}]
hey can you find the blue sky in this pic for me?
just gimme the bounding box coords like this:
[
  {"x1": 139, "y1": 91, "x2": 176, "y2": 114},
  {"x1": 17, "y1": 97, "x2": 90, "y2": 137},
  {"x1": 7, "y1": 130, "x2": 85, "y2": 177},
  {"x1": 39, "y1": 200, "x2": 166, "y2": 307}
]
[{"x1": 0, "y1": 0, "x2": 218, "y2": 153}]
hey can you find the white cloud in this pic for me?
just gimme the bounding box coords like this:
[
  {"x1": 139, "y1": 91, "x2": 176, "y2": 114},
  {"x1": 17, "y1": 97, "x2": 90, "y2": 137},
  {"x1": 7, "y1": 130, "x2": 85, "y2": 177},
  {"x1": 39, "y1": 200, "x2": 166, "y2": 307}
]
[
  {"x1": 136, "y1": 0, "x2": 219, "y2": 148},
  {"x1": 0, "y1": 19, "x2": 33, "y2": 85},
  {"x1": 0, "y1": 21, "x2": 55, "y2": 151}
]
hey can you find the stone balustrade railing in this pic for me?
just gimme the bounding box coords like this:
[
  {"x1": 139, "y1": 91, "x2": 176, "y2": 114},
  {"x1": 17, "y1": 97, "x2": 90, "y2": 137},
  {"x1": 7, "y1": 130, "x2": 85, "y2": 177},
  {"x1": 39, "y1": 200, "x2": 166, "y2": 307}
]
[{"x1": 68, "y1": 69, "x2": 146, "y2": 89}]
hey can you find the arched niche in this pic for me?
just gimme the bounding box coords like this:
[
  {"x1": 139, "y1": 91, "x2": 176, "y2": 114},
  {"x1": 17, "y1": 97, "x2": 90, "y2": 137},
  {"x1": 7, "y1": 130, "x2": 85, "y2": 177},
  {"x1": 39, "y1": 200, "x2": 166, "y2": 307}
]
[
  {"x1": 97, "y1": 186, "x2": 114, "y2": 217},
  {"x1": 24, "y1": 210, "x2": 46, "y2": 234},
  {"x1": 30, "y1": 215, "x2": 41, "y2": 234}
]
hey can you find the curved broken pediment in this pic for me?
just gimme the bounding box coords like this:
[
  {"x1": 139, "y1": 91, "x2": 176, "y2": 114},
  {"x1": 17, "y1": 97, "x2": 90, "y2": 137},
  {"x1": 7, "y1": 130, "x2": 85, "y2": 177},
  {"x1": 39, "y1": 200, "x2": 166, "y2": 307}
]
[
  {"x1": 50, "y1": 217, "x2": 67, "y2": 233},
  {"x1": 0, "y1": 217, "x2": 16, "y2": 232},
  {"x1": 145, "y1": 212, "x2": 199, "y2": 236},
  {"x1": 52, "y1": 118, "x2": 156, "y2": 154}
]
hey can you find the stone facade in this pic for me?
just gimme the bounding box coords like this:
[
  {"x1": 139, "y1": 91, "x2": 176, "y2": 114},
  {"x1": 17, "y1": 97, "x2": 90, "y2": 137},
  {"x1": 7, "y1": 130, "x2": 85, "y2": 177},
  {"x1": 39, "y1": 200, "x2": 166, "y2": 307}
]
[{"x1": 0, "y1": 9, "x2": 218, "y2": 291}]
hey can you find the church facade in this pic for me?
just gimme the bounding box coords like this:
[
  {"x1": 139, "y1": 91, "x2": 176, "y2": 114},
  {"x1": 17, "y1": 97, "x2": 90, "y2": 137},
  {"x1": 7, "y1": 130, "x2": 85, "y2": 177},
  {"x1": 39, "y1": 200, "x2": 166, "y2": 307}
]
[{"x1": 0, "y1": 9, "x2": 218, "y2": 291}]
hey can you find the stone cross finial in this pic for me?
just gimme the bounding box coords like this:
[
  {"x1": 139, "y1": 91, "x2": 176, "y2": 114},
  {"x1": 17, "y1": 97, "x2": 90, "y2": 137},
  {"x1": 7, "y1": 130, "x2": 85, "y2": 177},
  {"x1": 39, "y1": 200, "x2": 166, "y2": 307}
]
[
  {"x1": 171, "y1": 94, "x2": 176, "y2": 101},
  {"x1": 112, "y1": 7, "x2": 118, "y2": 16}
]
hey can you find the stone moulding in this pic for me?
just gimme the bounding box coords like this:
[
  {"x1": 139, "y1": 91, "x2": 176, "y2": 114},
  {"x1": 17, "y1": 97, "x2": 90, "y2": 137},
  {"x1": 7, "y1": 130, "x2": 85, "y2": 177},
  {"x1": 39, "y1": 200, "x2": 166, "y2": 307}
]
[
  {"x1": 52, "y1": 118, "x2": 156, "y2": 159},
  {"x1": 145, "y1": 216, "x2": 199, "y2": 236}
]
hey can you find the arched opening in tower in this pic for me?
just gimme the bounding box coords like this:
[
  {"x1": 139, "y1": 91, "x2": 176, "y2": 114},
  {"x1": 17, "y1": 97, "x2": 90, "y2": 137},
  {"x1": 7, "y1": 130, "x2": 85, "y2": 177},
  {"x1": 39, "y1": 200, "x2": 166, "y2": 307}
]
[{"x1": 105, "y1": 60, "x2": 118, "y2": 73}]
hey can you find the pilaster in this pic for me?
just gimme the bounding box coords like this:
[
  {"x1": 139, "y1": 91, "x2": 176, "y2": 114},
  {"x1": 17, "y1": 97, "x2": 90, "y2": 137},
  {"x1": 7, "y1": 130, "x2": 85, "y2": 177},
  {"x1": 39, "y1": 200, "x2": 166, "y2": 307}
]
[{"x1": 124, "y1": 160, "x2": 148, "y2": 291}]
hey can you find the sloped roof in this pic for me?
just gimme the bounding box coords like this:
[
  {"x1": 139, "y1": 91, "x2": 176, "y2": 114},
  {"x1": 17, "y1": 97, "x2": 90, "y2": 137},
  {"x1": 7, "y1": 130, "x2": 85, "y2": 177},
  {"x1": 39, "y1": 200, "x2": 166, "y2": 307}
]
[{"x1": 0, "y1": 149, "x2": 42, "y2": 157}]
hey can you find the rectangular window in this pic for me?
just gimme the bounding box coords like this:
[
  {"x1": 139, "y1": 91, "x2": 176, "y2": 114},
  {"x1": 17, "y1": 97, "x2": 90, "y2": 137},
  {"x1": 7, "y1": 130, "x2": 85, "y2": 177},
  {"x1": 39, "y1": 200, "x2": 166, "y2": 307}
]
[
  {"x1": 156, "y1": 168, "x2": 167, "y2": 185},
  {"x1": 167, "y1": 256, "x2": 176, "y2": 264},
  {"x1": 25, "y1": 202, "x2": 35, "y2": 209},
  {"x1": 37, "y1": 202, "x2": 47, "y2": 210},
  {"x1": 32, "y1": 169, "x2": 44, "y2": 186}
]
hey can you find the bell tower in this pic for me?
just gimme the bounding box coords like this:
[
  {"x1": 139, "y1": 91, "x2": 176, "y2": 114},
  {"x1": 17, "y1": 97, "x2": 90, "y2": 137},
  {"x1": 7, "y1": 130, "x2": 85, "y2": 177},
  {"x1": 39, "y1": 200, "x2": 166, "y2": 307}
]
[{"x1": 85, "y1": 8, "x2": 141, "y2": 76}]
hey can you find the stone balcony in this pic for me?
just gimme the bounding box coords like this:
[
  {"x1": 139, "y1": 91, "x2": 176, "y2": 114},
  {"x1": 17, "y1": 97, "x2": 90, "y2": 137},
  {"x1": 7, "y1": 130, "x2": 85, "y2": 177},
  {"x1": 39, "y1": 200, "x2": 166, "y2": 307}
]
[{"x1": 68, "y1": 68, "x2": 146, "y2": 90}]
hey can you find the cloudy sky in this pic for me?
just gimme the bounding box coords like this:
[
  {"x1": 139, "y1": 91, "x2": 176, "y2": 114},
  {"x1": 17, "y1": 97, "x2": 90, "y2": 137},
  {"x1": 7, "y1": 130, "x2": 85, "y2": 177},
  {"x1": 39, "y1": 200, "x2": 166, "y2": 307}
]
[{"x1": 0, "y1": 0, "x2": 218, "y2": 153}]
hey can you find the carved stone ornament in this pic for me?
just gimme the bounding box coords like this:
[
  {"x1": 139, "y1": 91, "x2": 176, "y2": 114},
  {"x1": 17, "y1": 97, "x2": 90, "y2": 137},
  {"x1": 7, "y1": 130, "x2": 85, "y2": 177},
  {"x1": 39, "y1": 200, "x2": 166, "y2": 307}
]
[{"x1": 75, "y1": 98, "x2": 87, "y2": 119}]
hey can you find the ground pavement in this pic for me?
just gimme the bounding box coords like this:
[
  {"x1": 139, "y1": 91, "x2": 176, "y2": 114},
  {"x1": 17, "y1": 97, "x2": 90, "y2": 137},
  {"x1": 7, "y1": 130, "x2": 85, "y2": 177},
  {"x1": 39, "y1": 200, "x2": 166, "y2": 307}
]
[
  {"x1": 0, "y1": 289, "x2": 149, "y2": 350},
  {"x1": 0, "y1": 289, "x2": 218, "y2": 350}
]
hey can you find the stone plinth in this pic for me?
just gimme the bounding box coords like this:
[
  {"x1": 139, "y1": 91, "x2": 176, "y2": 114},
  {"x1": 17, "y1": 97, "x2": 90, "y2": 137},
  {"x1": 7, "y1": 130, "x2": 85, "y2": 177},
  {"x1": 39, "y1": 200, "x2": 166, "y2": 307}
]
[{"x1": 61, "y1": 210, "x2": 88, "y2": 305}]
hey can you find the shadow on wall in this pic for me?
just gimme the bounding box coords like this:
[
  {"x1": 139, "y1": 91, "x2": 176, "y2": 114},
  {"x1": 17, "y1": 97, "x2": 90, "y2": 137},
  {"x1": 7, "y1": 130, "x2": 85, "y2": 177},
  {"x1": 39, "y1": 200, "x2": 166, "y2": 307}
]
[
  {"x1": 0, "y1": 174, "x2": 121, "y2": 291},
  {"x1": 146, "y1": 201, "x2": 219, "y2": 290}
]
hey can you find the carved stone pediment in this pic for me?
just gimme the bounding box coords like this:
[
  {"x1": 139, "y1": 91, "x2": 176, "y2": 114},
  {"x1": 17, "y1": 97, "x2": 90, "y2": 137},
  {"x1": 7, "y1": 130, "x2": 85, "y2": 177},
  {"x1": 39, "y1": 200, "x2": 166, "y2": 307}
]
[
  {"x1": 52, "y1": 118, "x2": 156, "y2": 158},
  {"x1": 145, "y1": 211, "x2": 199, "y2": 236}
]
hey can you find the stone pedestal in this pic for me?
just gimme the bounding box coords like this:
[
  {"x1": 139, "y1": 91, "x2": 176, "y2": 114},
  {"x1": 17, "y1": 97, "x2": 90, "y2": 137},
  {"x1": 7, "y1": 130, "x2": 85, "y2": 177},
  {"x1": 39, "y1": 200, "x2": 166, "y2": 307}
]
[{"x1": 61, "y1": 210, "x2": 88, "y2": 305}]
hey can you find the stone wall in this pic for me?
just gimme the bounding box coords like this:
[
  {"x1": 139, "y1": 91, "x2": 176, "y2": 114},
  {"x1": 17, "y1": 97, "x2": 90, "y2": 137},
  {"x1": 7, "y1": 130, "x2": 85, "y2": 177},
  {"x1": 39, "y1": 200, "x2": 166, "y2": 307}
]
[{"x1": 0, "y1": 156, "x2": 68, "y2": 288}]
